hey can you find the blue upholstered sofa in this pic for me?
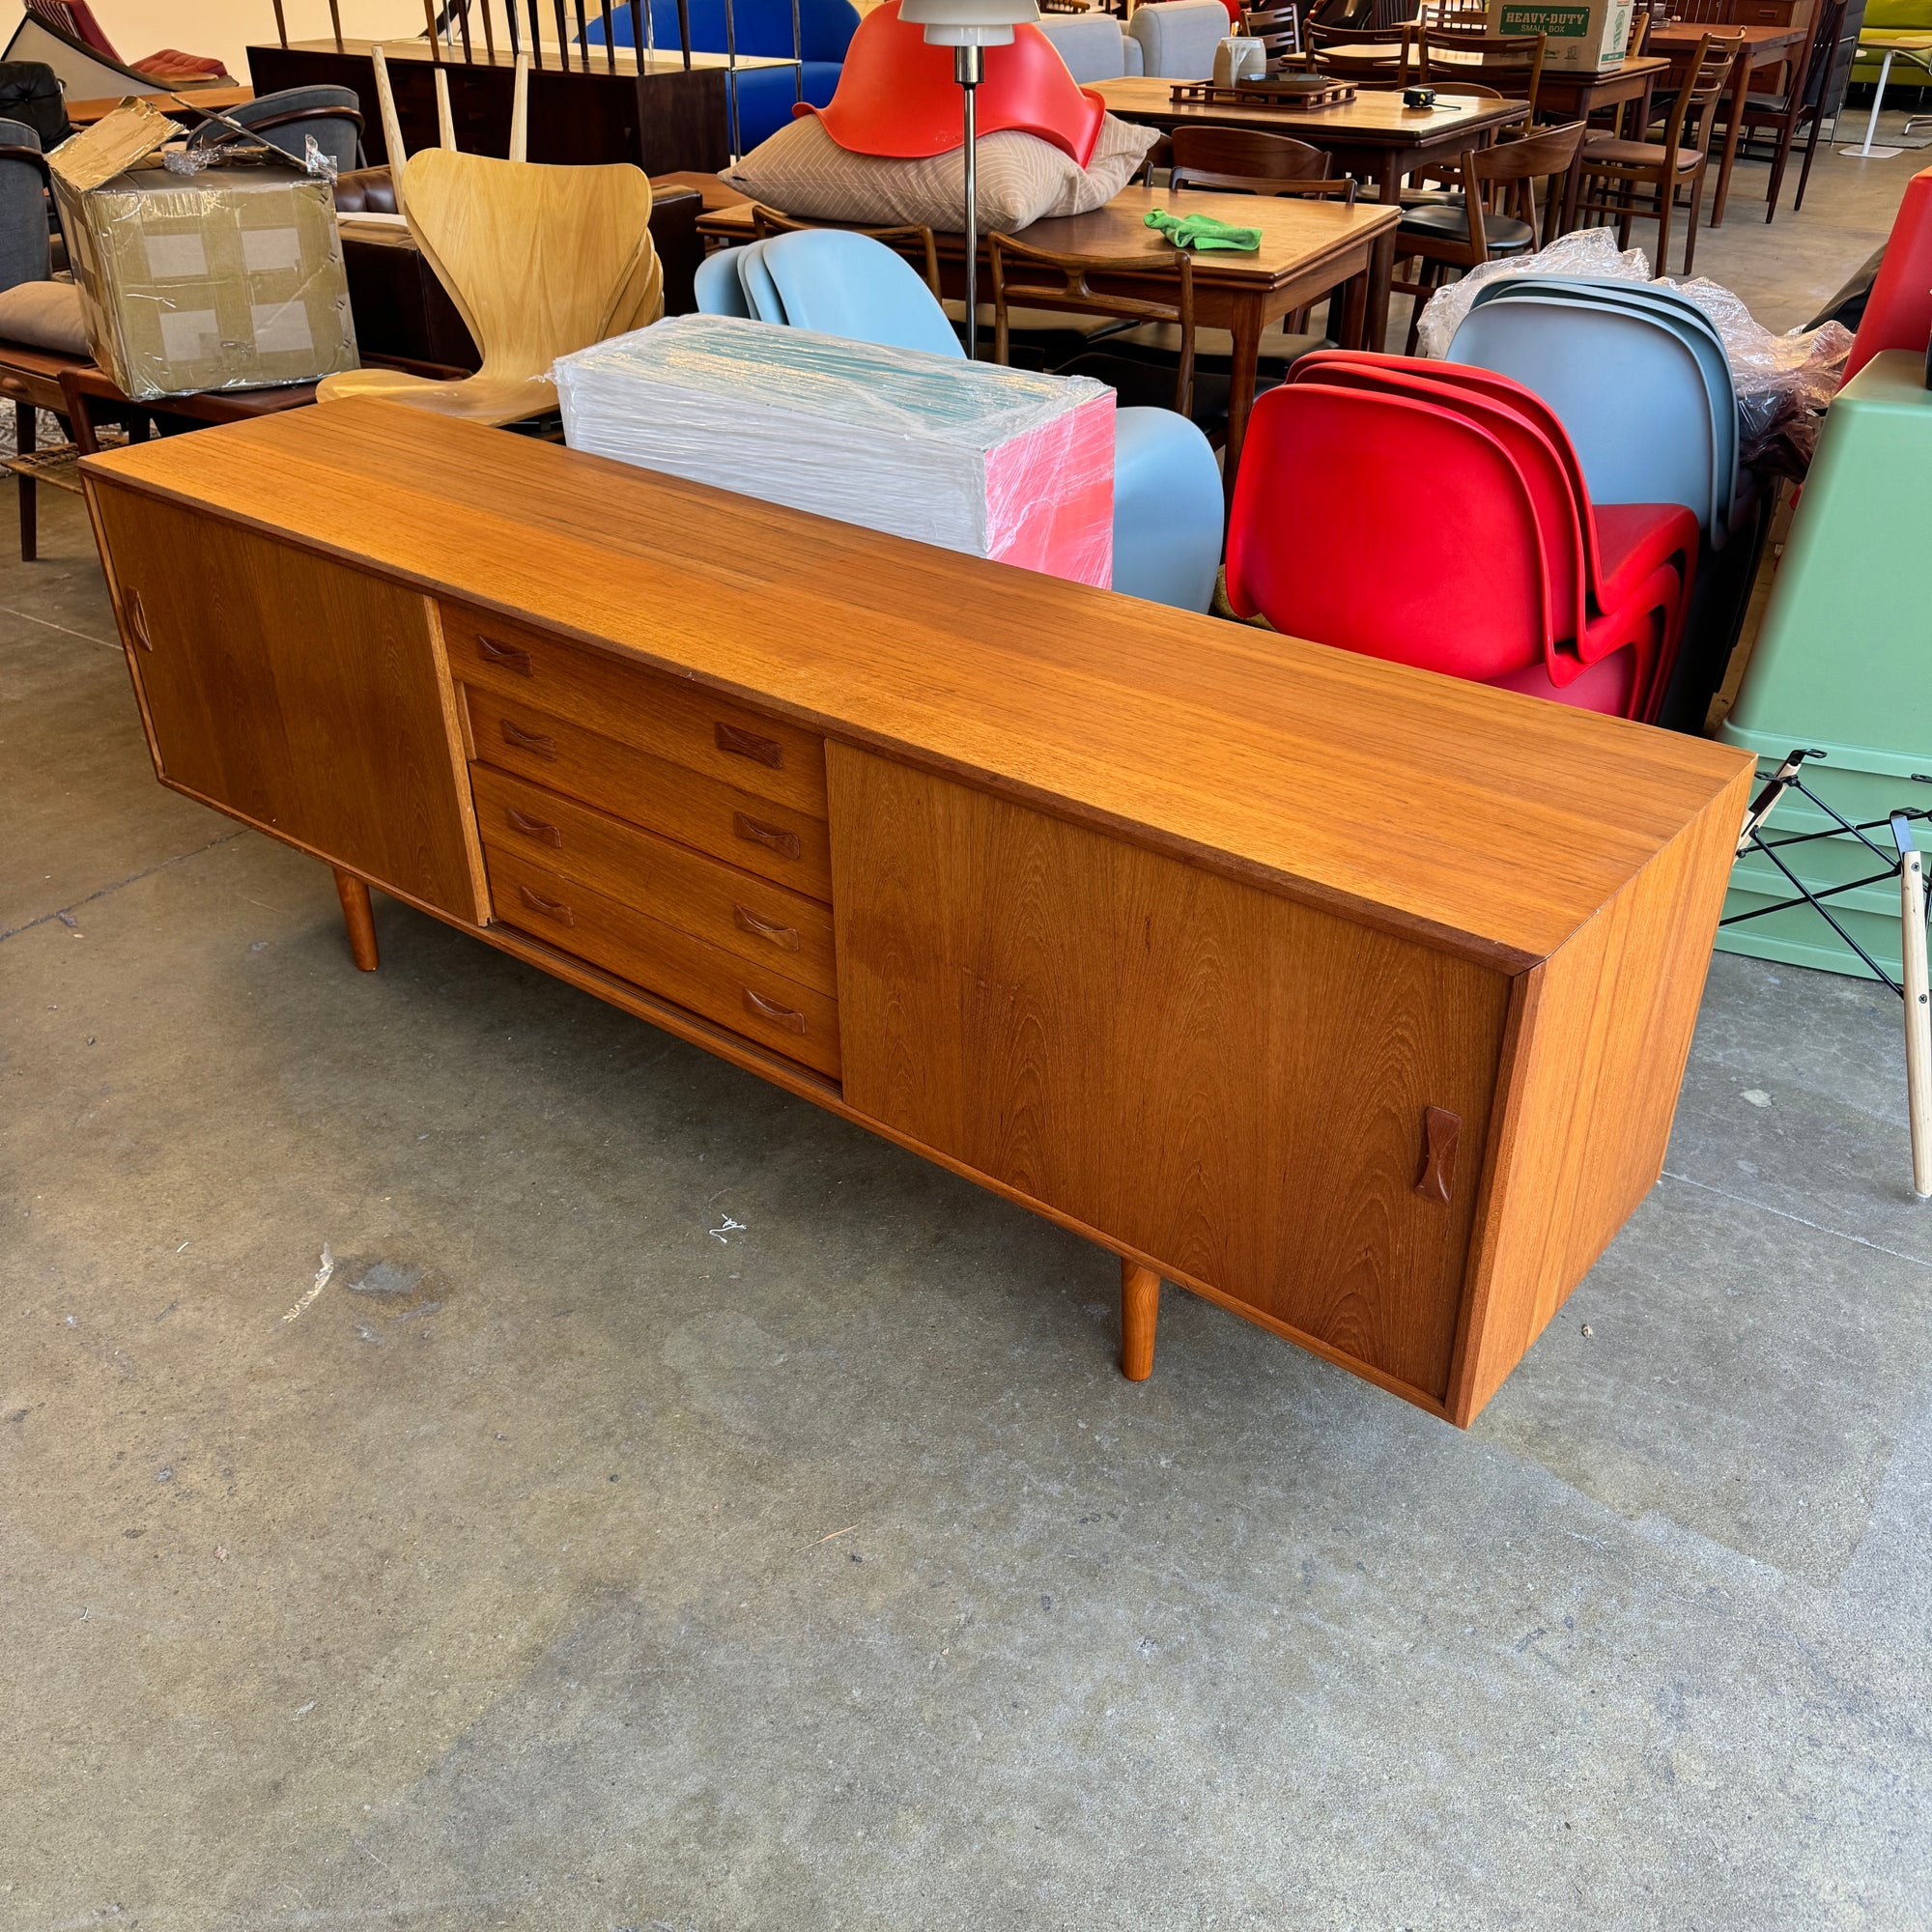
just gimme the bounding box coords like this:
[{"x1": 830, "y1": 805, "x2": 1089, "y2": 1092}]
[{"x1": 588, "y1": 0, "x2": 861, "y2": 153}]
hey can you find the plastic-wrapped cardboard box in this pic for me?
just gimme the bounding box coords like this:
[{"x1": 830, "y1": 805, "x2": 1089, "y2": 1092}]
[
  {"x1": 1487, "y1": 0, "x2": 1633, "y2": 71},
  {"x1": 555, "y1": 315, "x2": 1115, "y2": 588},
  {"x1": 49, "y1": 97, "x2": 358, "y2": 401}
]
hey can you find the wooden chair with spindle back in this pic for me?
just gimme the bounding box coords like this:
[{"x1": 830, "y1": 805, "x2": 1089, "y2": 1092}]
[
  {"x1": 1390, "y1": 119, "x2": 1588, "y2": 352},
  {"x1": 987, "y1": 232, "x2": 1199, "y2": 417},
  {"x1": 749, "y1": 204, "x2": 942, "y2": 298},
  {"x1": 1577, "y1": 31, "x2": 1741, "y2": 274}
]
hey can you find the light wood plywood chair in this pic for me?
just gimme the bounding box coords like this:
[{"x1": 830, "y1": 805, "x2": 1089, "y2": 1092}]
[{"x1": 318, "y1": 53, "x2": 661, "y2": 426}]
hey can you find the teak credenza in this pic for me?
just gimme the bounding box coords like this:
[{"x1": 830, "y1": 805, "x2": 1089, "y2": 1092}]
[{"x1": 81, "y1": 401, "x2": 1754, "y2": 1426}]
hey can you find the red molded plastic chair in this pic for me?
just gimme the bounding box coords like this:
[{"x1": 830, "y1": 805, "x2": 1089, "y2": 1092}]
[
  {"x1": 1285, "y1": 352, "x2": 1698, "y2": 717},
  {"x1": 803, "y1": 0, "x2": 1105, "y2": 167},
  {"x1": 1845, "y1": 165, "x2": 1932, "y2": 384},
  {"x1": 1226, "y1": 383, "x2": 1648, "y2": 718},
  {"x1": 1293, "y1": 350, "x2": 1698, "y2": 627}
]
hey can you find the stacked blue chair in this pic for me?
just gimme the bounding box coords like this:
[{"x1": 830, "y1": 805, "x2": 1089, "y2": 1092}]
[
  {"x1": 696, "y1": 231, "x2": 1226, "y2": 613},
  {"x1": 587, "y1": 0, "x2": 859, "y2": 152},
  {"x1": 1446, "y1": 275, "x2": 1770, "y2": 731}
]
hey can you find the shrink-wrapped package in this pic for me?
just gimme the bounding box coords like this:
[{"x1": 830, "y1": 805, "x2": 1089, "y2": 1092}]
[{"x1": 555, "y1": 315, "x2": 1115, "y2": 587}]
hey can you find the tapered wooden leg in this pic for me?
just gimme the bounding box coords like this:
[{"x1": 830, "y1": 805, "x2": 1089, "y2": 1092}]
[
  {"x1": 1121, "y1": 1260, "x2": 1160, "y2": 1382},
  {"x1": 332, "y1": 867, "x2": 379, "y2": 971}
]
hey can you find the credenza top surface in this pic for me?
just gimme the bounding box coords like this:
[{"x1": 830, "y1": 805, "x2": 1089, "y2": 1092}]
[{"x1": 83, "y1": 400, "x2": 1751, "y2": 969}]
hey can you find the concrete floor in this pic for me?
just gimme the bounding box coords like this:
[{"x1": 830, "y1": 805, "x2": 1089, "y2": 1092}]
[{"x1": 5, "y1": 140, "x2": 1931, "y2": 1931}]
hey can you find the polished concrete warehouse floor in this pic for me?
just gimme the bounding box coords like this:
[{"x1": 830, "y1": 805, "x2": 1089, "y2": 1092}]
[{"x1": 5, "y1": 140, "x2": 1931, "y2": 1930}]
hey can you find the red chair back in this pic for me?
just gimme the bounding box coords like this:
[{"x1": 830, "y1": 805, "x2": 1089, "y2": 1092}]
[
  {"x1": 1286, "y1": 355, "x2": 1587, "y2": 659},
  {"x1": 1293, "y1": 348, "x2": 1614, "y2": 603},
  {"x1": 1846, "y1": 166, "x2": 1932, "y2": 384},
  {"x1": 1226, "y1": 383, "x2": 1549, "y2": 683}
]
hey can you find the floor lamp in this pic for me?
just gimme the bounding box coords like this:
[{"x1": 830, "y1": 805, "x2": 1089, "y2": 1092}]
[{"x1": 900, "y1": 0, "x2": 1041, "y2": 358}]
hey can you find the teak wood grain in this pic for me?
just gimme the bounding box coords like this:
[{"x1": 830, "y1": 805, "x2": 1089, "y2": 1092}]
[
  {"x1": 463, "y1": 686, "x2": 835, "y2": 902},
  {"x1": 484, "y1": 844, "x2": 842, "y2": 1077},
  {"x1": 470, "y1": 764, "x2": 838, "y2": 996},
  {"x1": 445, "y1": 602, "x2": 830, "y2": 818},
  {"x1": 89, "y1": 487, "x2": 481, "y2": 923},
  {"x1": 82, "y1": 403, "x2": 1747, "y2": 971},
  {"x1": 831, "y1": 747, "x2": 1508, "y2": 1400},
  {"x1": 80, "y1": 405, "x2": 1756, "y2": 1423}
]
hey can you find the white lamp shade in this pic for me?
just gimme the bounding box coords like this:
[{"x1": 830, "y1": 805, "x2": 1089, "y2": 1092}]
[{"x1": 901, "y1": 0, "x2": 1041, "y2": 43}]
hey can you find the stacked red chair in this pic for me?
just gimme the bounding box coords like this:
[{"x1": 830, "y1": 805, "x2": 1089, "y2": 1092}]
[
  {"x1": 1223, "y1": 352, "x2": 1700, "y2": 722},
  {"x1": 1844, "y1": 165, "x2": 1932, "y2": 384}
]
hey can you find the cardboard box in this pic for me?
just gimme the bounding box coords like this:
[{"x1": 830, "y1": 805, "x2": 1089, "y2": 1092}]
[
  {"x1": 1488, "y1": 0, "x2": 1634, "y2": 72},
  {"x1": 556, "y1": 316, "x2": 1116, "y2": 590},
  {"x1": 49, "y1": 97, "x2": 358, "y2": 401}
]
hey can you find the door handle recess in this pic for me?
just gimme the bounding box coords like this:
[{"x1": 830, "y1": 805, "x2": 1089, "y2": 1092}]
[
  {"x1": 126, "y1": 589, "x2": 154, "y2": 652},
  {"x1": 1415, "y1": 1105, "x2": 1462, "y2": 1204},
  {"x1": 505, "y1": 806, "x2": 562, "y2": 847},
  {"x1": 516, "y1": 884, "x2": 575, "y2": 926},
  {"x1": 715, "y1": 721, "x2": 783, "y2": 768},
  {"x1": 744, "y1": 987, "x2": 807, "y2": 1034},
  {"x1": 477, "y1": 635, "x2": 532, "y2": 675},
  {"x1": 500, "y1": 719, "x2": 556, "y2": 758},
  {"x1": 733, "y1": 903, "x2": 800, "y2": 951},
  {"x1": 732, "y1": 812, "x2": 801, "y2": 860}
]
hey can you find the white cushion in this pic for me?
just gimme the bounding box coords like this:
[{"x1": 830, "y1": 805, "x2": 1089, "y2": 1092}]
[
  {"x1": 0, "y1": 278, "x2": 90, "y2": 356},
  {"x1": 1129, "y1": 0, "x2": 1235, "y2": 78},
  {"x1": 723, "y1": 113, "x2": 1158, "y2": 233}
]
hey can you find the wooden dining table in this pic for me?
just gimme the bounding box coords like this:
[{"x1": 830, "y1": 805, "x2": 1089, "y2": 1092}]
[
  {"x1": 1648, "y1": 21, "x2": 1806, "y2": 226},
  {"x1": 1305, "y1": 49, "x2": 1673, "y2": 236},
  {"x1": 698, "y1": 184, "x2": 1401, "y2": 506},
  {"x1": 1091, "y1": 76, "x2": 1525, "y2": 344}
]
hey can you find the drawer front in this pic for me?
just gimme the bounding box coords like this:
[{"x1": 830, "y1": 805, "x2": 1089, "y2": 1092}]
[
  {"x1": 466, "y1": 686, "x2": 835, "y2": 902},
  {"x1": 487, "y1": 846, "x2": 841, "y2": 1078},
  {"x1": 443, "y1": 601, "x2": 828, "y2": 818},
  {"x1": 472, "y1": 764, "x2": 838, "y2": 996}
]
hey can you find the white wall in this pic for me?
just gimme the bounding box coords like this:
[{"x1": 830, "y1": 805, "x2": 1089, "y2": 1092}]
[{"x1": 3, "y1": 2, "x2": 432, "y2": 87}]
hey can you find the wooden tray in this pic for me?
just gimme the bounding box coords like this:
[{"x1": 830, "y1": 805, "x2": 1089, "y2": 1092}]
[{"x1": 1169, "y1": 76, "x2": 1357, "y2": 107}]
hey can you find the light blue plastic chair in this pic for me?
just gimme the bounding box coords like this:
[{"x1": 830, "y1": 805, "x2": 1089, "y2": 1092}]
[
  {"x1": 1471, "y1": 276, "x2": 1740, "y2": 541},
  {"x1": 1447, "y1": 294, "x2": 1722, "y2": 541},
  {"x1": 693, "y1": 244, "x2": 755, "y2": 319},
  {"x1": 698, "y1": 231, "x2": 1224, "y2": 612}
]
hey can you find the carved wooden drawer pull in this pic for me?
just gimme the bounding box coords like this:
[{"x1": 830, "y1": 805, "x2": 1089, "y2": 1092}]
[
  {"x1": 1415, "y1": 1105, "x2": 1462, "y2": 1204},
  {"x1": 516, "y1": 884, "x2": 575, "y2": 926},
  {"x1": 733, "y1": 903, "x2": 800, "y2": 952},
  {"x1": 715, "y1": 721, "x2": 783, "y2": 768},
  {"x1": 504, "y1": 806, "x2": 562, "y2": 847},
  {"x1": 744, "y1": 987, "x2": 807, "y2": 1034},
  {"x1": 477, "y1": 635, "x2": 532, "y2": 675},
  {"x1": 732, "y1": 811, "x2": 801, "y2": 860},
  {"x1": 499, "y1": 719, "x2": 556, "y2": 758},
  {"x1": 126, "y1": 589, "x2": 154, "y2": 652}
]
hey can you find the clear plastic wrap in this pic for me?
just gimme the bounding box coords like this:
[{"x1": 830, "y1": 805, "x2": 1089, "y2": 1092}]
[
  {"x1": 555, "y1": 315, "x2": 1117, "y2": 586},
  {"x1": 48, "y1": 99, "x2": 357, "y2": 403},
  {"x1": 1416, "y1": 226, "x2": 1852, "y2": 471}
]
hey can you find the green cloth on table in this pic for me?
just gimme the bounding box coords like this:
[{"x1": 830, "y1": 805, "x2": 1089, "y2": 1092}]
[{"x1": 1143, "y1": 209, "x2": 1263, "y2": 253}]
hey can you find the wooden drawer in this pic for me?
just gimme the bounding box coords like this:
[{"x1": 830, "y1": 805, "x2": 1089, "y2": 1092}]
[
  {"x1": 465, "y1": 685, "x2": 835, "y2": 902},
  {"x1": 486, "y1": 845, "x2": 841, "y2": 1079},
  {"x1": 442, "y1": 601, "x2": 828, "y2": 818},
  {"x1": 472, "y1": 764, "x2": 838, "y2": 996}
]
